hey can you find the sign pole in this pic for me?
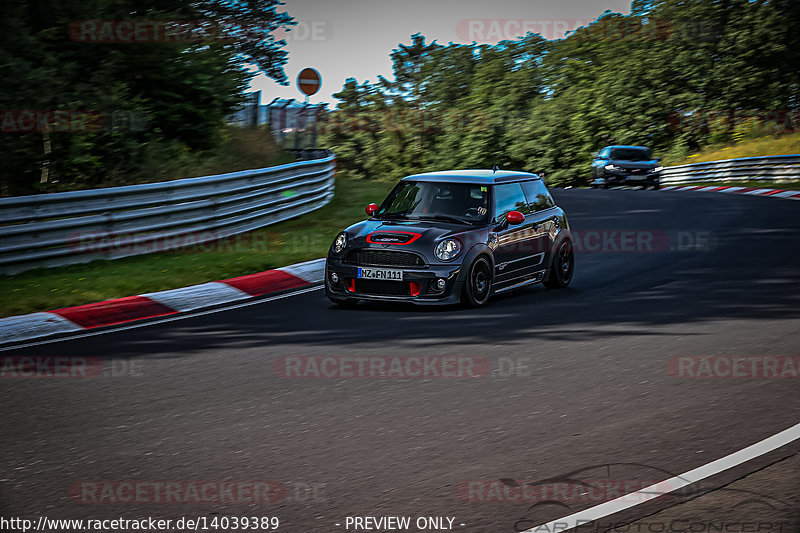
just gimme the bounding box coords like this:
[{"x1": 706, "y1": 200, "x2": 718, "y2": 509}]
[{"x1": 297, "y1": 68, "x2": 321, "y2": 153}]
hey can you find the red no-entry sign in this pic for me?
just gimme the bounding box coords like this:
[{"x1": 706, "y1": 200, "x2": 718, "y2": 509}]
[{"x1": 297, "y1": 68, "x2": 321, "y2": 97}]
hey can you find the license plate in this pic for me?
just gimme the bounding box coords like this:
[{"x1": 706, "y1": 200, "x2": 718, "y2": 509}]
[{"x1": 357, "y1": 267, "x2": 403, "y2": 281}]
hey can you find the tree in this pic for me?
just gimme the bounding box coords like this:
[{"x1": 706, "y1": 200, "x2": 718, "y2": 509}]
[{"x1": 0, "y1": 0, "x2": 295, "y2": 195}]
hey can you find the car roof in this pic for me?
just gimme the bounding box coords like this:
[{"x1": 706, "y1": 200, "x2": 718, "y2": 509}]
[
  {"x1": 401, "y1": 169, "x2": 541, "y2": 184},
  {"x1": 604, "y1": 145, "x2": 651, "y2": 150}
]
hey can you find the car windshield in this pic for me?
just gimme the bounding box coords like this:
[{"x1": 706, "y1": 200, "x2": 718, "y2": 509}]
[
  {"x1": 609, "y1": 148, "x2": 652, "y2": 161},
  {"x1": 377, "y1": 181, "x2": 489, "y2": 224}
]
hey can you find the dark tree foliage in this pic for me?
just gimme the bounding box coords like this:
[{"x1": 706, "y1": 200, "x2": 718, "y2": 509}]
[
  {"x1": 0, "y1": 0, "x2": 294, "y2": 195},
  {"x1": 323, "y1": 0, "x2": 799, "y2": 186}
]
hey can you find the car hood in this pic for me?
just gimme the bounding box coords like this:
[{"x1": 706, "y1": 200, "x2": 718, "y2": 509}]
[{"x1": 342, "y1": 218, "x2": 486, "y2": 254}]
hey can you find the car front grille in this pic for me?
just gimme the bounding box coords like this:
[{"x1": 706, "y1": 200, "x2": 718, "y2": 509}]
[
  {"x1": 354, "y1": 279, "x2": 412, "y2": 296},
  {"x1": 344, "y1": 249, "x2": 425, "y2": 268}
]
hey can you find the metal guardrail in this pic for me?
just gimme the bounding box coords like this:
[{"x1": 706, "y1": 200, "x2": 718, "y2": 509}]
[
  {"x1": 0, "y1": 151, "x2": 336, "y2": 275},
  {"x1": 661, "y1": 154, "x2": 800, "y2": 185}
]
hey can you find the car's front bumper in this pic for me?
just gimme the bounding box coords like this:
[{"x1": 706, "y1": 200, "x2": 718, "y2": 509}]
[
  {"x1": 325, "y1": 257, "x2": 464, "y2": 305},
  {"x1": 600, "y1": 171, "x2": 660, "y2": 186}
]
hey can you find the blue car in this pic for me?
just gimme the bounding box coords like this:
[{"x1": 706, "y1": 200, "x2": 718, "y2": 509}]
[{"x1": 590, "y1": 145, "x2": 663, "y2": 189}]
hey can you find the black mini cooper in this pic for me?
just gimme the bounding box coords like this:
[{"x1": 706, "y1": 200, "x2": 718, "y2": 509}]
[{"x1": 325, "y1": 170, "x2": 574, "y2": 307}]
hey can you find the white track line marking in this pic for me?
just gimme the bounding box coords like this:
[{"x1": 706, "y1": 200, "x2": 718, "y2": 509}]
[
  {"x1": 524, "y1": 421, "x2": 800, "y2": 532},
  {"x1": 0, "y1": 285, "x2": 324, "y2": 352}
]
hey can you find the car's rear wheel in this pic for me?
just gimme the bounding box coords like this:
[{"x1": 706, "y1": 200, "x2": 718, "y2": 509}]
[
  {"x1": 462, "y1": 256, "x2": 492, "y2": 307},
  {"x1": 543, "y1": 239, "x2": 574, "y2": 289}
]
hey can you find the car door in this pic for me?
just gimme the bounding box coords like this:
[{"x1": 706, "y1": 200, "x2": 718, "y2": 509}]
[
  {"x1": 520, "y1": 179, "x2": 559, "y2": 274},
  {"x1": 491, "y1": 182, "x2": 542, "y2": 292}
]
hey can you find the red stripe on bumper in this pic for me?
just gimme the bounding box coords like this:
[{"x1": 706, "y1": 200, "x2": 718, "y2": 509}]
[
  {"x1": 52, "y1": 296, "x2": 177, "y2": 329},
  {"x1": 222, "y1": 270, "x2": 308, "y2": 296}
]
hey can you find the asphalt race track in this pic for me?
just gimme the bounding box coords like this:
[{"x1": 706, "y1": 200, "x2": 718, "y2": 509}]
[{"x1": 2, "y1": 189, "x2": 799, "y2": 532}]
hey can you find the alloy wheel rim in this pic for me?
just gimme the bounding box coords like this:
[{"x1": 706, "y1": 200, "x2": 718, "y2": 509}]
[
  {"x1": 560, "y1": 242, "x2": 572, "y2": 280},
  {"x1": 472, "y1": 261, "x2": 490, "y2": 300}
]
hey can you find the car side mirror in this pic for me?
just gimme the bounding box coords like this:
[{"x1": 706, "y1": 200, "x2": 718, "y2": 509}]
[
  {"x1": 506, "y1": 211, "x2": 525, "y2": 225},
  {"x1": 366, "y1": 203, "x2": 379, "y2": 216}
]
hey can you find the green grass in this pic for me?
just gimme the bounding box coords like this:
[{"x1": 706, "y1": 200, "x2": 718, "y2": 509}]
[
  {"x1": 672, "y1": 133, "x2": 800, "y2": 166},
  {"x1": 0, "y1": 172, "x2": 394, "y2": 317}
]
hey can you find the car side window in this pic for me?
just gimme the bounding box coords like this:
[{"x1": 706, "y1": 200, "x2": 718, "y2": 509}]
[
  {"x1": 493, "y1": 183, "x2": 530, "y2": 221},
  {"x1": 521, "y1": 180, "x2": 556, "y2": 212}
]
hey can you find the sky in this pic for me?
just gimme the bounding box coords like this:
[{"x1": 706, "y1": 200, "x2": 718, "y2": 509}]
[{"x1": 249, "y1": 0, "x2": 633, "y2": 106}]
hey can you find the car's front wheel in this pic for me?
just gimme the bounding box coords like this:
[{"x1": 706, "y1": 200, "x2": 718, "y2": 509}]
[
  {"x1": 543, "y1": 239, "x2": 574, "y2": 289},
  {"x1": 462, "y1": 256, "x2": 492, "y2": 307}
]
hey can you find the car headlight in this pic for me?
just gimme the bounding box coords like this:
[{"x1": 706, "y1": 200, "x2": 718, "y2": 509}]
[
  {"x1": 434, "y1": 239, "x2": 461, "y2": 261},
  {"x1": 652, "y1": 166, "x2": 664, "y2": 173},
  {"x1": 604, "y1": 164, "x2": 620, "y2": 171},
  {"x1": 332, "y1": 232, "x2": 347, "y2": 254}
]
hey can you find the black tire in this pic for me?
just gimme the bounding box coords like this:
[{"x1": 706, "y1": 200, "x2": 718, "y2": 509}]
[
  {"x1": 543, "y1": 239, "x2": 574, "y2": 289},
  {"x1": 328, "y1": 296, "x2": 358, "y2": 308},
  {"x1": 653, "y1": 183, "x2": 660, "y2": 190},
  {"x1": 461, "y1": 256, "x2": 492, "y2": 307},
  {"x1": 602, "y1": 182, "x2": 609, "y2": 189}
]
